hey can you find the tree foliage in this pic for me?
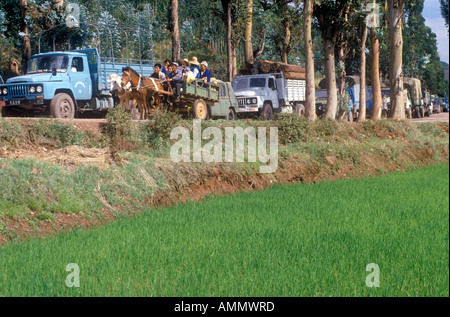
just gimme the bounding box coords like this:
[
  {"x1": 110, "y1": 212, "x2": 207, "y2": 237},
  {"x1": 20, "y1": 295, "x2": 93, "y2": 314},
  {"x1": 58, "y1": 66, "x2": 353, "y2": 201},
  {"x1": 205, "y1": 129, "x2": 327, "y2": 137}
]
[
  {"x1": 440, "y1": 0, "x2": 449, "y2": 33},
  {"x1": 0, "y1": 0, "x2": 446, "y2": 96}
]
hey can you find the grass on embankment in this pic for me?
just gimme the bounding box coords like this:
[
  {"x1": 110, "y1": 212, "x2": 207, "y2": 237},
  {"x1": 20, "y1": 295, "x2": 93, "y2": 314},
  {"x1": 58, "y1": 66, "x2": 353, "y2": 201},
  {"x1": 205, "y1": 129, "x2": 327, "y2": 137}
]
[
  {"x1": 0, "y1": 112, "x2": 448, "y2": 242},
  {"x1": 0, "y1": 164, "x2": 448, "y2": 297}
]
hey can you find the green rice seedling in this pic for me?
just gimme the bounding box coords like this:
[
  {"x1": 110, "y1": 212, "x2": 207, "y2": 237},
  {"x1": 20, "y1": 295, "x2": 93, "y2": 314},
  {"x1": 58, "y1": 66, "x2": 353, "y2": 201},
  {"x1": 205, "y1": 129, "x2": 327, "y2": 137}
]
[{"x1": 0, "y1": 165, "x2": 447, "y2": 297}]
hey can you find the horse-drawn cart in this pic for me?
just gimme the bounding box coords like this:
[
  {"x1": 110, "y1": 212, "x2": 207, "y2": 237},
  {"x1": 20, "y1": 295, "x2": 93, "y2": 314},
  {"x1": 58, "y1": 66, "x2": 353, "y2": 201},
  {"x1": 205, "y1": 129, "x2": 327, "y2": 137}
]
[{"x1": 119, "y1": 67, "x2": 240, "y2": 120}]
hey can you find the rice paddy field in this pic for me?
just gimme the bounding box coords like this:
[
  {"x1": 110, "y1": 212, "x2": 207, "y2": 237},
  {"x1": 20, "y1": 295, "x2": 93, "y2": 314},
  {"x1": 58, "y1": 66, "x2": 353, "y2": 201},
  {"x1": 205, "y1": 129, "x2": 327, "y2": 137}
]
[{"x1": 0, "y1": 164, "x2": 448, "y2": 297}]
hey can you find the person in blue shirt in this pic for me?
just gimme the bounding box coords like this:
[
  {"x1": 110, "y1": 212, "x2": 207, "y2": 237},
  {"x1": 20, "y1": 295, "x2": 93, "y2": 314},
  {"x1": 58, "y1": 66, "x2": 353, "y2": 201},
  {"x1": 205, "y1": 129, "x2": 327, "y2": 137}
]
[
  {"x1": 199, "y1": 61, "x2": 212, "y2": 88},
  {"x1": 189, "y1": 56, "x2": 200, "y2": 79},
  {"x1": 161, "y1": 59, "x2": 171, "y2": 76}
]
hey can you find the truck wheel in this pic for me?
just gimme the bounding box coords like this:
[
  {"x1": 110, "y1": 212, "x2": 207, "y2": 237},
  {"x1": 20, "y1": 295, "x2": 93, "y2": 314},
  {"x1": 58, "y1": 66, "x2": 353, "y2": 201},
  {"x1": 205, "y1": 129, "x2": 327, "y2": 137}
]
[
  {"x1": 294, "y1": 103, "x2": 305, "y2": 118},
  {"x1": 194, "y1": 99, "x2": 210, "y2": 120},
  {"x1": 261, "y1": 103, "x2": 274, "y2": 121},
  {"x1": 50, "y1": 93, "x2": 75, "y2": 119},
  {"x1": 227, "y1": 108, "x2": 237, "y2": 121}
]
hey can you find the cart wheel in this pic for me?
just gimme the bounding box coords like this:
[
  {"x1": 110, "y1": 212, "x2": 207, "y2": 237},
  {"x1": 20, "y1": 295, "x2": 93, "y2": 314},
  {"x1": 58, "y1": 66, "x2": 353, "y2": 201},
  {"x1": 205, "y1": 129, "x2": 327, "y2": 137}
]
[{"x1": 194, "y1": 99, "x2": 209, "y2": 120}]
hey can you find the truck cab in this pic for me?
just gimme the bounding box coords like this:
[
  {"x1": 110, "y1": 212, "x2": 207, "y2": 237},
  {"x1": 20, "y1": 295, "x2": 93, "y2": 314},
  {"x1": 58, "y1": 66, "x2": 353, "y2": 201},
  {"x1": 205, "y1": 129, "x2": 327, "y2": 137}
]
[
  {"x1": 0, "y1": 52, "x2": 93, "y2": 118},
  {"x1": 232, "y1": 75, "x2": 280, "y2": 115},
  {"x1": 232, "y1": 72, "x2": 306, "y2": 120},
  {"x1": 0, "y1": 48, "x2": 154, "y2": 119},
  {"x1": 209, "y1": 81, "x2": 240, "y2": 120}
]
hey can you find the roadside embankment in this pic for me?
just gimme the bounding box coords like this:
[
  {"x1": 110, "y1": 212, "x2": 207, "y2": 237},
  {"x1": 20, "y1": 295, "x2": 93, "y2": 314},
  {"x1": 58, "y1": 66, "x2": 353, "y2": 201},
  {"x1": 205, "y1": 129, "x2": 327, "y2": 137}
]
[{"x1": 0, "y1": 110, "x2": 448, "y2": 245}]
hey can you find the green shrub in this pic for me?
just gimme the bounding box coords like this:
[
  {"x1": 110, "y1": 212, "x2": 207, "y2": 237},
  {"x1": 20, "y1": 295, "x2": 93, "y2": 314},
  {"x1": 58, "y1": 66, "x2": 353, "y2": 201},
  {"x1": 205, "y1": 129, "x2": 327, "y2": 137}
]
[
  {"x1": 0, "y1": 120, "x2": 25, "y2": 148},
  {"x1": 142, "y1": 110, "x2": 182, "y2": 149},
  {"x1": 275, "y1": 113, "x2": 311, "y2": 144},
  {"x1": 311, "y1": 119, "x2": 340, "y2": 138},
  {"x1": 29, "y1": 120, "x2": 89, "y2": 148},
  {"x1": 104, "y1": 107, "x2": 141, "y2": 151}
]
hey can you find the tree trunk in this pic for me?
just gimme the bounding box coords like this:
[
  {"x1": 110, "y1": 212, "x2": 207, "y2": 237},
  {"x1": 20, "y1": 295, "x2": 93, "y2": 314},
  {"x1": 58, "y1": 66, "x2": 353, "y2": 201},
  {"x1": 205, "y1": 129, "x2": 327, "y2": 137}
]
[
  {"x1": 20, "y1": 0, "x2": 31, "y2": 75},
  {"x1": 358, "y1": 24, "x2": 368, "y2": 122},
  {"x1": 226, "y1": 2, "x2": 233, "y2": 82},
  {"x1": 244, "y1": 0, "x2": 254, "y2": 65},
  {"x1": 337, "y1": 41, "x2": 347, "y2": 119},
  {"x1": 389, "y1": 0, "x2": 405, "y2": 120},
  {"x1": 232, "y1": 44, "x2": 239, "y2": 79},
  {"x1": 281, "y1": 19, "x2": 291, "y2": 64},
  {"x1": 370, "y1": 29, "x2": 382, "y2": 121},
  {"x1": 171, "y1": 0, "x2": 180, "y2": 62},
  {"x1": 304, "y1": 0, "x2": 316, "y2": 122},
  {"x1": 322, "y1": 36, "x2": 338, "y2": 120}
]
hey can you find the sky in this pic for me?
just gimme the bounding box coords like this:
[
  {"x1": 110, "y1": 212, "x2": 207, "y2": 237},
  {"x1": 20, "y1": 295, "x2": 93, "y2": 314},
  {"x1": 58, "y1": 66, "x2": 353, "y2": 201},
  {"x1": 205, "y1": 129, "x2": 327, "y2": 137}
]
[{"x1": 422, "y1": 0, "x2": 449, "y2": 63}]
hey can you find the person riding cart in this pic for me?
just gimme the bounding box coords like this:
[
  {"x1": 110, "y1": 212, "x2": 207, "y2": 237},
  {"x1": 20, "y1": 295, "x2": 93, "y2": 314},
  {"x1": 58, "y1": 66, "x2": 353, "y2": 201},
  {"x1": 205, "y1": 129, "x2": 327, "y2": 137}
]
[{"x1": 167, "y1": 62, "x2": 184, "y2": 102}]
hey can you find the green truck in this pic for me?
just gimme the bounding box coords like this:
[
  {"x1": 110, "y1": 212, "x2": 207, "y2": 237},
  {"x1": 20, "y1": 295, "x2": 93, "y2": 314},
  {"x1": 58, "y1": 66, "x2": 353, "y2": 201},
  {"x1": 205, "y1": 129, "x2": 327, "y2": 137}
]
[{"x1": 171, "y1": 79, "x2": 240, "y2": 120}]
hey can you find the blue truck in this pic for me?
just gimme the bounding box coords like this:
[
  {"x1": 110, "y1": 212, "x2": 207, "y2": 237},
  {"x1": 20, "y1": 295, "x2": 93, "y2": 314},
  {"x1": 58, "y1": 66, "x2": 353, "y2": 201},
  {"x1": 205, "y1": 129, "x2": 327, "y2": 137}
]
[
  {"x1": 0, "y1": 48, "x2": 153, "y2": 118},
  {"x1": 315, "y1": 76, "x2": 375, "y2": 121}
]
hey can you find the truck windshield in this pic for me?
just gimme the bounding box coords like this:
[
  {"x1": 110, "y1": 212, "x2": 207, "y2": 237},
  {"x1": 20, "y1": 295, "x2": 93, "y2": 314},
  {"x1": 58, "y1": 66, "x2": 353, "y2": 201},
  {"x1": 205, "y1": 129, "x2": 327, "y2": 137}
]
[
  {"x1": 233, "y1": 77, "x2": 267, "y2": 91},
  {"x1": 233, "y1": 78, "x2": 249, "y2": 91},
  {"x1": 250, "y1": 78, "x2": 266, "y2": 88},
  {"x1": 27, "y1": 55, "x2": 69, "y2": 74}
]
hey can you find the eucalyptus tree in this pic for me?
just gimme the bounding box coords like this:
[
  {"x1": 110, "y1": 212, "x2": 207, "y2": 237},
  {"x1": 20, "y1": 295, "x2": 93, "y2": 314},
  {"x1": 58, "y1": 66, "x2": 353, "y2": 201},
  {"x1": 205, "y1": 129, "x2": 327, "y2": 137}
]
[
  {"x1": 388, "y1": 0, "x2": 405, "y2": 120},
  {"x1": 314, "y1": 0, "x2": 355, "y2": 120},
  {"x1": 219, "y1": 0, "x2": 248, "y2": 81},
  {"x1": 20, "y1": 0, "x2": 31, "y2": 74},
  {"x1": 353, "y1": 0, "x2": 370, "y2": 122},
  {"x1": 368, "y1": 0, "x2": 383, "y2": 121},
  {"x1": 304, "y1": 0, "x2": 316, "y2": 122},
  {"x1": 170, "y1": 0, "x2": 180, "y2": 62}
]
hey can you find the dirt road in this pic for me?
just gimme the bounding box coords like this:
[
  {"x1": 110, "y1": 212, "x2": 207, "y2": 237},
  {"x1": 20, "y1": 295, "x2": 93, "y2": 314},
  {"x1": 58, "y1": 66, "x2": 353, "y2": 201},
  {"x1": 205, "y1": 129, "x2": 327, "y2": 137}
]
[{"x1": 410, "y1": 112, "x2": 449, "y2": 123}]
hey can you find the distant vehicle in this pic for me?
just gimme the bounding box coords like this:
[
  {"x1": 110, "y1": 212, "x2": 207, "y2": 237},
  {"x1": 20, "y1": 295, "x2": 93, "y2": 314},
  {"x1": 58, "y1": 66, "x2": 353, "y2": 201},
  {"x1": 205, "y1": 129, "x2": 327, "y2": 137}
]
[
  {"x1": 403, "y1": 77, "x2": 425, "y2": 118},
  {"x1": 441, "y1": 97, "x2": 449, "y2": 112},
  {"x1": 432, "y1": 97, "x2": 441, "y2": 113},
  {"x1": 345, "y1": 83, "x2": 374, "y2": 121},
  {"x1": 232, "y1": 72, "x2": 306, "y2": 120},
  {"x1": 422, "y1": 89, "x2": 433, "y2": 117},
  {"x1": 0, "y1": 48, "x2": 154, "y2": 119},
  {"x1": 315, "y1": 89, "x2": 327, "y2": 118},
  {"x1": 316, "y1": 76, "x2": 373, "y2": 121}
]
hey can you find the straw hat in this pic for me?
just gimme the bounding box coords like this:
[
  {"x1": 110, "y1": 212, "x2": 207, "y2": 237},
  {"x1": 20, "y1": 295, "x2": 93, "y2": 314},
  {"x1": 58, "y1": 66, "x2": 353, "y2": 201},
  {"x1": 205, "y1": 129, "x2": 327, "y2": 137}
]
[{"x1": 189, "y1": 56, "x2": 200, "y2": 66}]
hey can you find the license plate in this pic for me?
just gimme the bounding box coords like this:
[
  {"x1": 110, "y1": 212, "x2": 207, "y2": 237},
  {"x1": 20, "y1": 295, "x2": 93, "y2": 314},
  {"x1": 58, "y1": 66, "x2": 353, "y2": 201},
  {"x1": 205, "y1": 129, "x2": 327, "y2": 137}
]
[
  {"x1": 9, "y1": 100, "x2": 21, "y2": 106},
  {"x1": 0, "y1": 101, "x2": 5, "y2": 107}
]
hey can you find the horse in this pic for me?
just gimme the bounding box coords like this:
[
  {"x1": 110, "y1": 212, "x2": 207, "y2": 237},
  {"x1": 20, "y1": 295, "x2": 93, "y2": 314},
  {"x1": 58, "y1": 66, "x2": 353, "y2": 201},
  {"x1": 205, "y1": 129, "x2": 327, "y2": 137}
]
[
  {"x1": 121, "y1": 67, "x2": 165, "y2": 119},
  {"x1": 109, "y1": 74, "x2": 144, "y2": 117}
]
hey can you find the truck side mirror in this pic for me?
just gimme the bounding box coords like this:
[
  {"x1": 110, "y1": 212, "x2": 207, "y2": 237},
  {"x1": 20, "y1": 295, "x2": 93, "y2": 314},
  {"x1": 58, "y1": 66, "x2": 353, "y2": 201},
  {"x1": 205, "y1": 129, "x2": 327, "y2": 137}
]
[{"x1": 52, "y1": 68, "x2": 57, "y2": 76}]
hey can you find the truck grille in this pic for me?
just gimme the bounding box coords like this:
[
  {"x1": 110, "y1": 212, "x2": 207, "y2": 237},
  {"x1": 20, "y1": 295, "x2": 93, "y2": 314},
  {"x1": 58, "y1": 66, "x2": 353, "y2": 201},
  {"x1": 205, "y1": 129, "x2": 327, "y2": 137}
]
[
  {"x1": 8, "y1": 85, "x2": 29, "y2": 97},
  {"x1": 238, "y1": 98, "x2": 247, "y2": 106}
]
